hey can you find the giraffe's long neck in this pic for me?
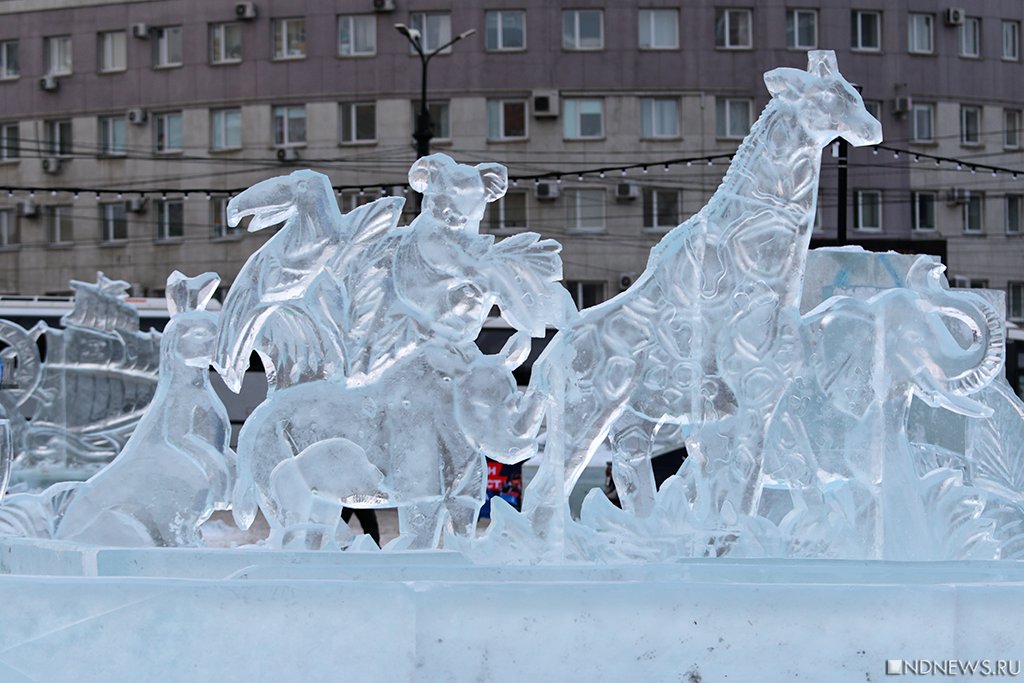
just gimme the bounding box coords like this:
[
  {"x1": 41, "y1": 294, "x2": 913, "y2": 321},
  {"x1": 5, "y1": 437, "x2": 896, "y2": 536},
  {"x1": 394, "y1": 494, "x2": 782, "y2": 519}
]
[{"x1": 706, "y1": 98, "x2": 821, "y2": 227}]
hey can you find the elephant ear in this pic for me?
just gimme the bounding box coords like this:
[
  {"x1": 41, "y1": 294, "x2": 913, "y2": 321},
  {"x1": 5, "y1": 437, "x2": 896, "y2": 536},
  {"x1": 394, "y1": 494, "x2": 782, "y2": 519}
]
[
  {"x1": 805, "y1": 298, "x2": 876, "y2": 418},
  {"x1": 477, "y1": 163, "x2": 508, "y2": 203}
]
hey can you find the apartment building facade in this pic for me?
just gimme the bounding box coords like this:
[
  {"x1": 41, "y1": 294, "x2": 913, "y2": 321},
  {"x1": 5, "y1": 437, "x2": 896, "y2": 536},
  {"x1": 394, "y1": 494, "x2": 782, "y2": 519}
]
[{"x1": 0, "y1": 0, "x2": 1021, "y2": 319}]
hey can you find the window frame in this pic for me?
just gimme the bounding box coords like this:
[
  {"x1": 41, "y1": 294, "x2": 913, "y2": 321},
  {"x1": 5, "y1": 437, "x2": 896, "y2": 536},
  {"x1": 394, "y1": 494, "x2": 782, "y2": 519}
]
[
  {"x1": 564, "y1": 280, "x2": 605, "y2": 309},
  {"x1": 640, "y1": 97, "x2": 680, "y2": 139},
  {"x1": 100, "y1": 201, "x2": 128, "y2": 242},
  {"x1": 643, "y1": 187, "x2": 682, "y2": 232},
  {"x1": 853, "y1": 189, "x2": 882, "y2": 231},
  {"x1": 716, "y1": 97, "x2": 753, "y2": 140},
  {"x1": 47, "y1": 205, "x2": 73, "y2": 245},
  {"x1": 44, "y1": 119, "x2": 72, "y2": 157},
  {"x1": 851, "y1": 10, "x2": 881, "y2": 52},
  {"x1": 412, "y1": 100, "x2": 451, "y2": 141},
  {"x1": 716, "y1": 8, "x2": 753, "y2": 50},
  {"x1": 563, "y1": 98, "x2": 604, "y2": 140},
  {"x1": 153, "y1": 26, "x2": 183, "y2": 68},
  {"x1": 638, "y1": 8, "x2": 679, "y2": 50},
  {"x1": 272, "y1": 17, "x2": 306, "y2": 60},
  {"x1": 486, "y1": 190, "x2": 528, "y2": 232},
  {"x1": 1008, "y1": 282, "x2": 1024, "y2": 322},
  {"x1": 910, "y1": 103, "x2": 934, "y2": 143},
  {"x1": 153, "y1": 111, "x2": 183, "y2": 153},
  {"x1": 210, "y1": 195, "x2": 242, "y2": 239},
  {"x1": 0, "y1": 208, "x2": 18, "y2": 248},
  {"x1": 97, "y1": 30, "x2": 127, "y2": 73},
  {"x1": 487, "y1": 99, "x2": 529, "y2": 141},
  {"x1": 960, "y1": 17, "x2": 981, "y2": 58},
  {"x1": 337, "y1": 14, "x2": 376, "y2": 57},
  {"x1": 0, "y1": 40, "x2": 18, "y2": 80},
  {"x1": 409, "y1": 12, "x2": 453, "y2": 54},
  {"x1": 339, "y1": 101, "x2": 377, "y2": 144},
  {"x1": 911, "y1": 191, "x2": 936, "y2": 231},
  {"x1": 209, "y1": 22, "x2": 242, "y2": 65},
  {"x1": 155, "y1": 199, "x2": 184, "y2": 241},
  {"x1": 485, "y1": 10, "x2": 526, "y2": 52},
  {"x1": 1006, "y1": 194, "x2": 1022, "y2": 235},
  {"x1": 210, "y1": 108, "x2": 242, "y2": 151},
  {"x1": 272, "y1": 105, "x2": 307, "y2": 147},
  {"x1": 565, "y1": 187, "x2": 606, "y2": 233},
  {"x1": 960, "y1": 105, "x2": 982, "y2": 145},
  {"x1": 907, "y1": 13, "x2": 933, "y2": 54},
  {"x1": 963, "y1": 192, "x2": 984, "y2": 234},
  {"x1": 1003, "y1": 20, "x2": 1021, "y2": 61},
  {"x1": 562, "y1": 9, "x2": 604, "y2": 51},
  {"x1": 44, "y1": 35, "x2": 73, "y2": 76},
  {"x1": 98, "y1": 115, "x2": 126, "y2": 156},
  {"x1": 1005, "y1": 109, "x2": 1021, "y2": 150},
  {"x1": 786, "y1": 8, "x2": 818, "y2": 50},
  {"x1": 0, "y1": 122, "x2": 18, "y2": 161}
]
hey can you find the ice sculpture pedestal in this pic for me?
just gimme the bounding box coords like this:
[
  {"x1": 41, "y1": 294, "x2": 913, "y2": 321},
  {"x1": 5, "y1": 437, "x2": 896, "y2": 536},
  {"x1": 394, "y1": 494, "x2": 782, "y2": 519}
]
[{"x1": 1, "y1": 539, "x2": 1021, "y2": 682}]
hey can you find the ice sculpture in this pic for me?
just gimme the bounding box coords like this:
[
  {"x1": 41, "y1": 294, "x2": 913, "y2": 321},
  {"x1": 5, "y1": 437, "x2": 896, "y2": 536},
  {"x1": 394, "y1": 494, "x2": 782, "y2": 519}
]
[
  {"x1": 520, "y1": 51, "x2": 883, "y2": 546},
  {"x1": 217, "y1": 156, "x2": 573, "y2": 549},
  {"x1": 0, "y1": 272, "x2": 232, "y2": 546},
  {"x1": 0, "y1": 273, "x2": 160, "y2": 481}
]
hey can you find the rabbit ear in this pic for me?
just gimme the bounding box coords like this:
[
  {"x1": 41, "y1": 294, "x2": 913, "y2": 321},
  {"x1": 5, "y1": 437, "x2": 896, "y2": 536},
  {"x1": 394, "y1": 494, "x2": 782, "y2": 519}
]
[{"x1": 166, "y1": 271, "x2": 221, "y2": 315}]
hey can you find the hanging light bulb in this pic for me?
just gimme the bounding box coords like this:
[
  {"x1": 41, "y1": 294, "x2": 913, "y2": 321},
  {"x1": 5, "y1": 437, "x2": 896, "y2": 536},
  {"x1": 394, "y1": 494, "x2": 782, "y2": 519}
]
[
  {"x1": 73, "y1": 192, "x2": 79, "y2": 200},
  {"x1": 686, "y1": 160, "x2": 692, "y2": 167},
  {"x1": 599, "y1": 171, "x2": 605, "y2": 178},
  {"x1": 642, "y1": 166, "x2": 648, "y2": 174},
  {"x1": 555, "y1": 176, "x2": 562, "y2": 184}
]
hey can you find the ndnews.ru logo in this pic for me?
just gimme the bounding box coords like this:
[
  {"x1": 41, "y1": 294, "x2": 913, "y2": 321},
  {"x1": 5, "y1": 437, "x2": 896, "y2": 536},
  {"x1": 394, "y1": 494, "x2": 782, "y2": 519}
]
[{"x1": 887, "y1": 659, "x2": 1022, "y2": 677}]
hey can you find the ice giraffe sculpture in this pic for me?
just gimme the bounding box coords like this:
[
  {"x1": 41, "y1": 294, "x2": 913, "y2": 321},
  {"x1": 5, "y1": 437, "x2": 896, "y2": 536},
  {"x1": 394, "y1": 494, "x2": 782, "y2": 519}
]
[
  {"x1": 0, "y1": 272, "x2": 233, "y2": 546},
  {"x1": 521, "y1": 50, "x2": 883, "y2": 547}
]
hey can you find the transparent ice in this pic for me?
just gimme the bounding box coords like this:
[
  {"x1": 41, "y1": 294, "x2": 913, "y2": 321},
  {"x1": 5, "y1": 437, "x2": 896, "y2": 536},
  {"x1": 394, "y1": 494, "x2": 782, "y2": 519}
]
[
  {"x1": 0, "y1": 272, "x2": 233, "y2": 546},
  {"x1": 216, "y1": 155, "x2": 572, "y2": 549},
  {"x1": 0, "y1": 272, "x2": 161, "y2": 482}
]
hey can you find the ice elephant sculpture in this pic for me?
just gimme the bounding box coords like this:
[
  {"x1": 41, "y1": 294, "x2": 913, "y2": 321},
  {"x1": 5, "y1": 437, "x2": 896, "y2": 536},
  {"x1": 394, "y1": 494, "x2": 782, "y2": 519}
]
[
  {"x1": 0, "y1": 273, "x2": 160, "y2": 482},
  {"x1": 218, "y1": 155, "x2": 573, "y2": 549},
  {"x1": 0, "y1": 272, "x2": 233, "y2": 546}
]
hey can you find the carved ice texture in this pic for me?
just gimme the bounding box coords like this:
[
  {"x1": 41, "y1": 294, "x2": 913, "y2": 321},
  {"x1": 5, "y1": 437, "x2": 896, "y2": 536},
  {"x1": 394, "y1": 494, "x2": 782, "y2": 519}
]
[
  {"x1": 0, "y1": 272, "x2": 233, "y2": 546},
  {"x1": 0, "y1": 273, "x2": 160, "y2": 484},
  {"x1": 215, "y1": 157, "x2": 572, "y2": 549}
]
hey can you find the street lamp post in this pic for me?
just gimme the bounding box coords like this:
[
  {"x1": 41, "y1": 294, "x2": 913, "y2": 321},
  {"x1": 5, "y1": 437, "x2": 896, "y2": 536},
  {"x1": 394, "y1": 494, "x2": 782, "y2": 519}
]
[{"x1": 394, "y1": 23, "x2": 476, "y2": 159}]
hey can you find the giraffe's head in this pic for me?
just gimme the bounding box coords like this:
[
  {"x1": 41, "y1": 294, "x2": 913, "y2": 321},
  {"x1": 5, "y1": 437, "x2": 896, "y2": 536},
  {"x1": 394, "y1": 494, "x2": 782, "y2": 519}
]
[{"x1": 764, "y1": 50, "x2": 882, "y2": 147}]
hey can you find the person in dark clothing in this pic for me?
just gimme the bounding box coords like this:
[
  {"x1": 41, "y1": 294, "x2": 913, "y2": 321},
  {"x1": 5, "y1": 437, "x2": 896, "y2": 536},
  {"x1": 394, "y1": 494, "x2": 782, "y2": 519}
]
[{"x1": 341, "y1": 507, "x2": 381, "y2": 545}]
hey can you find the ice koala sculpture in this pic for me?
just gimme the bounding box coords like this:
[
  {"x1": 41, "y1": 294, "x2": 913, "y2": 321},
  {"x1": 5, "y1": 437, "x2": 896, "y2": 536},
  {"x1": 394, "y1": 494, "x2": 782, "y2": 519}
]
[
  {"x1": 217, "y1": 154, "x2": 573, "y2": 549},
  {"x1": 0, "y1": 272, "x2": 233, "y2": 546}
]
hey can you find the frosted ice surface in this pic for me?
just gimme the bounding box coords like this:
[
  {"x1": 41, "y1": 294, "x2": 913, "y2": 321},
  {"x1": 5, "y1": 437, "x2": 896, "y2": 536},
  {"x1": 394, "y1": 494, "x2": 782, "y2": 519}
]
[
  {"x1": 0, "y1": 273, "x2": 161, "y2": 480},
  {"x1": 0, "y1": 272, "x2": 233, "y2": 546},
  {"x1": 218, "y1": 156, "x2": 572, "y2": 549}
]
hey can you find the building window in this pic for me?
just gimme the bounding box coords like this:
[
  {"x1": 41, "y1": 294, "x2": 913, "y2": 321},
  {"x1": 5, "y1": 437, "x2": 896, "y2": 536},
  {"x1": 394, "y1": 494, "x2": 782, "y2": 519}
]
[
  {"x1": 853, "y1": 190, "x2": 882, "y2": 230},
  {"x1": 716, "y1": 9, "x2": 752, "y2": 49},
  {"x1": 864, "y1": 100, "x2": 882, "y2": 121},
  {"x1": 1008, "y1": 282, "x2": 1024, "y2": 321},
  {"x1": 960, "y1": 105, "x2": 981, "y2": 145},
  {"x1": 851, "y1": 11, "x2": 881, "y2": 51},
  {"x1": 1006, "y1": 194, "x2": 1022, "y2": 235},
  {"x1": 46, "y1": 205, "x2": 72, "y2": 244},
  {"x1": 99, "y1": 116, "x2": 126, "y2": 155},
  {"x1": 0, "y1": 40, "x2": 18, "y2": 79},
  {"x1": 562, "y1": 9, "x2": 603, "y2": 50},
  {"x1": 155, "y1": 199, "x2": 184, "y2": 240},
  {"x1": 410, "y1": 12, "x2": 452, "y2": 53},
  {"x1": 639, "y1": 9, "x2": 678, "y2": 50},
  {"x1": 643, "y1": 188, "x2": 681, "y2": 231},
  {"x1": 44, "y1": 119, "x2": 72, "y2": 156},
  {"x1": 1004, "y1": 20, "x2": 1020, "y2": 61},
  {"x1": 273, "y1": 105, "x2": 306, "y2": 146},
  {"x1": 0, "y1": 122, "x2": 18, "y2": 160},
  {"x1": 565, "y1": 280, "x2": 604, "y2": 309},
  {"x1": 952, "y1": 275, "x2": 988, "y2": 289},
  {"x1": 210, "y1": 23, "x2": 242, "y2": 64},
  {"x1": 210, "y1": 108, "x2": 241, "y2": 150},
  {"x1": 963, "y1": 193, "x2": 984, "y2": 233},
  {"x1": 485, "y1": 10, "x2": 526, "y2": 51},
  {"x1": 488, "y1": 100, "x2": 527, "y2": 140},
  {"x1": 1005, "y1": 109, "x2": 1021, "y2": 149},
  {"x1": 912, "y1": 191, "x2": 935, "y2": 231},
  {"x1": 0, "y1": 209, "x2": 17, "y2": 247},
  {"x1": 154, "y1": 112, "x2": 183, "y2": 152},
  {"x1": 563, "y1": 98, "x2": 603, "y2": 139},
  {"x1": 100, "y1": 202, "x2": 127, "y2": 242},
  {"x1": 786, "y1": 9, "x2": 817, "y2": 50},
  {"x1": 211, "y1": 196, "x2": 240, "y2": 239},
  {"x1": 339, "y1": 102, "x2": 376, "y2": 143},
  {"x1": 45, "y1": 35, "x2": 72, "y2": 75},
  {"x1": 273, "y1": 18, "x2": 306, "y2": 60},
  {"x1": 486, "y1": 191, "x2": 527, "y2": 231},
  {"x1": 412, "y1": 100, "x2": 451, "y2": 140},
  {"x1": 907, "y1": 13, "x2": 933, "y2": 54},
  {"x1": 153, "y1": 26, "x2": 182, "y2": 67},
  {"x1": 716, "y1": 98, "x2": 752, "y2": 139},
  {"x1": 960, "y1": 17, "x2": 980, "y2": 58},
  {"x1": 911, "y1": 103, "x2": 933, "y2": 142},
  {"x1": 640, "y1": 98, "x2": 679, "y2": 138},
  {"x1": 98, "y1": 30, "x2": 126, "y2": 72},
  {"x1": 566, "y1": 188, "x2": 605, "y2": 232},
  {"x1": 340, "y1": 190, "x2": 375, "y2": 212},
  {"x1": 338, "y1": 15, "x2": 376, "y2": 57}
]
